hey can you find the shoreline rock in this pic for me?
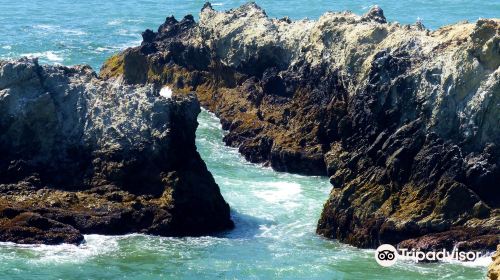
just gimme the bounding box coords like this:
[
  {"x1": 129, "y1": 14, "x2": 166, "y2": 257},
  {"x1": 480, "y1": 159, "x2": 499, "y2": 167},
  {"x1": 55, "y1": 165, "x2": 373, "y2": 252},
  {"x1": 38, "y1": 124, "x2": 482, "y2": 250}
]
[
  {"x1": 0, "y1": 58, "x2": 234, "y2": 244},
  {"x1": 489, "y1": 245, "x2": 500, "y2": 280},
  {"x1": 99, "y1": 3, "x2": 499, "y2": 252}
]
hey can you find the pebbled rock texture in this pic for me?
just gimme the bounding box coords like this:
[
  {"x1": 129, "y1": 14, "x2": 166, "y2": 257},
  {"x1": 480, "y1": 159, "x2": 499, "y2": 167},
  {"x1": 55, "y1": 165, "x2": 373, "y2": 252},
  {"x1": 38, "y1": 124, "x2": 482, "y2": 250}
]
[
  {"x1": 100, "y1": 3, "x2": 499, "y2": 251},
  {"x1": 0, "y1": 58, "x2": 233, "y2": 244}
]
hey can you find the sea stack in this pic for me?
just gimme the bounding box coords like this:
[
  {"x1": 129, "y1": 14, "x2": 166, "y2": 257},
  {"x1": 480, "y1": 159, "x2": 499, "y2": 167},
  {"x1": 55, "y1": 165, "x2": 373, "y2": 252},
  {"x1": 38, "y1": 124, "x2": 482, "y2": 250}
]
[{"x1": 0, "y1": 58, "x2": 234, "y2": 244}]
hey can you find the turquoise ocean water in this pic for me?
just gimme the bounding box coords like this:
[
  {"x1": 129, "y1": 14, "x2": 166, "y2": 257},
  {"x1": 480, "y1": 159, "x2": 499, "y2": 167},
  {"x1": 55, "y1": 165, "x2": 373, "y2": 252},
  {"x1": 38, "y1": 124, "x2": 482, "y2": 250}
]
[{"x1": 0, "y1": 1, "x2": 498, "y2": 279}]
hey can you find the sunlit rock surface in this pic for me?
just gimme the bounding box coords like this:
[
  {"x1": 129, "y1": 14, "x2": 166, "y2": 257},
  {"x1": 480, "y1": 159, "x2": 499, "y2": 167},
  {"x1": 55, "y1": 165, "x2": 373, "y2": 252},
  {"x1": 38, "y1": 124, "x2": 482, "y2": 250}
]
[{"x1": 0, "y1": 58, "x2": 233, "y2": 244}]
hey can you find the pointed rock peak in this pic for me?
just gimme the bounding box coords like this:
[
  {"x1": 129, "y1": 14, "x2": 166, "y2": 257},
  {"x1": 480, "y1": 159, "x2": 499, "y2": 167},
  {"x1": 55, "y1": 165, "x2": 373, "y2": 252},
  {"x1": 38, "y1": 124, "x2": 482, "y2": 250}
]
[
  {"x1": 239, "y1": 2, "x2": 267, "y2": 16},
  {"x1": 415, "y1": 19, "x2": 426, "y2": 30},
  {"x1": 202, "y1": 2, "x2": 213, "y2": 12},
  {"x1": 280, "y1": 16, "x2": 292, "y2": 24},
  {"x1": 245, "y1": 2, "x2": 261, "y2": 9},
  {"x1": 182, "y1": 14, "x2": 195, "y2": 24},
  {"x1": 141, "y1": 29, "x2": 156, "y2": 43},
  {"x1": 164, "y1": 15, "x2": 178, "y2": 26},
  {"x1": 362, "y1": 5, "x2": 386, "y2": 23}
]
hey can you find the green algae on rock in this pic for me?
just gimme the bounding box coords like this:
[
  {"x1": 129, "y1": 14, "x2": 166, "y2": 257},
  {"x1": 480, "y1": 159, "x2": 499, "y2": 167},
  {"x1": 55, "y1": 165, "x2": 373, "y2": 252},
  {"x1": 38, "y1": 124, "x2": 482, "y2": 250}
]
[{"x1": 0, "y1": 58, "x2": 234, "y2": 244}]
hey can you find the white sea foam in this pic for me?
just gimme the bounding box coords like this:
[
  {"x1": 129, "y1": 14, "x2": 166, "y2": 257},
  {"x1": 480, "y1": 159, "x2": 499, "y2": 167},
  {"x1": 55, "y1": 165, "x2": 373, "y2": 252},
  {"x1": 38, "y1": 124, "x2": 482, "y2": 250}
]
[
  {"x1": 108, "y1": 19, "x2": 123, "y2": 26},
  {"x1": 33, "y1": 24, "x2": 56, "y2": 30},
  {"x1": 2, "y1": 45, "x2": 12, "y2": 50},
  {"x1": 108, "y1": 19, "x2": 143, "y2": 26},
  {"x1": 45, "y1": 51, "x2": 63, "y2": 62},
  {"x1": 21, "y1": 51, "x2": 64, "y2": 63},
  {"x1": 257, "y1": 220, "x2": 310, "y2": 239},
  {"x1": 61, "y1": 28, "x2": 87, "y2": 36},
  {"x1": 33, "y1": 24, "x2": 86, "y2": 36},
  {"x1": 0, "y1": 235, "x2": 120, "y2": 265},
  {"x1": 443, "y1": 255, "x2": 493, "y2": 267},
  {"x1": 116, "y1": 29, "x2": 139, "y2": 37},
  {"x1": 95, "y1": 47, "x2": 110, "y2": 52},
  {"x1": 253, "y1": 181, "x2": 302, "y2": 205},
  {"x1": 117, "y1": 39, "x2": 142, "y2": 49},
  {"x1": 93, "y1": 39, "x2": 141, "y2": 54}
]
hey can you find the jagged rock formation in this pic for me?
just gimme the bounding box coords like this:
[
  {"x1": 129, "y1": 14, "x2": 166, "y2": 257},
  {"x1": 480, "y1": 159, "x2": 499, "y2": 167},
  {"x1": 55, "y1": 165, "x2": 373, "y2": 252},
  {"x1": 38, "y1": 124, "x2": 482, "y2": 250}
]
[
  {"x1": 100, "y1": 3, "x2": 499, "y2": 250},
  {"x1": 489, "y1": 245, "x2": 500, "y2": 280},
  {"x1": 0, "y1": 58, "x2": 233, "y2": 244}
]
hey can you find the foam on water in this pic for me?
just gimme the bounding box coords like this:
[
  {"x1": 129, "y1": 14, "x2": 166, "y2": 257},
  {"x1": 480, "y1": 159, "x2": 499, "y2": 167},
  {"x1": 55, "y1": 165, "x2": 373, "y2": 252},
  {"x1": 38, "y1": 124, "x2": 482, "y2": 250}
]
[
  {"x1": 21, "y1": 51, "x2": 64, "y2": 63},
  {"x1": 253, "y1": 182, "x2": 302, "y2": 203},
  {"x1": 445, "y1": 255, "x2": 493, "y2": 268},
  {"x1": 33, "y1": 24, "x2": 87, "y2": 36},
  {"x1": 95, "y1": 46, "x2": 111, "y2": 52},
  {"x1": 32, "y1": 24, "x2": 57, "y2": 31},
  {"x1": 0, "y1": 234, "x2": 119, "y2": 265},
  {"x1": 116, "y1": 39, "x2": 143, "y2": 49},
  {"x1": 107, "y1": 19, "x2": 123, "y2": 26},
  {"x1": 251, "y1": 181, "x2": 302, "y2": 212},
  {"x1": 115, "y1": 29, "x2": 140, "y2": 37},
  {"x1": 108, "y1": 19, "x2": 144, "y2": 26}
]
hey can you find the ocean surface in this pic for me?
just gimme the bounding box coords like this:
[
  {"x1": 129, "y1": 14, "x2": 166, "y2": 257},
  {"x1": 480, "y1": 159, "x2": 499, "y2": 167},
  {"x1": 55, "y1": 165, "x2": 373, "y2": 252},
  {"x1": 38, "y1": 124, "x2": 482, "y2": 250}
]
[{"x1": 0, "y1": 1, "x2": 497, "y2": 279}]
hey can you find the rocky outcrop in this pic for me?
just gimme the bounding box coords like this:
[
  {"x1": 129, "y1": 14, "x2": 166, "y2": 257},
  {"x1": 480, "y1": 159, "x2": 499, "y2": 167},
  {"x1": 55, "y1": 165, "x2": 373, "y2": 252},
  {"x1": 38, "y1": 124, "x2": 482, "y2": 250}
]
[
  {"x1": 489, "y1": 245, "x2": 500, "y2": 280},
  {"x1": 0, "y1": 58, "x2": 233, "y2": 244},
  {"x1": 100, "y1": 3, "x2": 499, "y2": 251}
]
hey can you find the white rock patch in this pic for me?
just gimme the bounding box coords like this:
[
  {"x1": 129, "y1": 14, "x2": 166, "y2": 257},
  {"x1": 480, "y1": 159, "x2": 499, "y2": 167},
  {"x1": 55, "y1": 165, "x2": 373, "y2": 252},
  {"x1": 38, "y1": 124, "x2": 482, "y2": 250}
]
[{"x1": 159, "y1": 86, "x2": 173, "y2": 99}]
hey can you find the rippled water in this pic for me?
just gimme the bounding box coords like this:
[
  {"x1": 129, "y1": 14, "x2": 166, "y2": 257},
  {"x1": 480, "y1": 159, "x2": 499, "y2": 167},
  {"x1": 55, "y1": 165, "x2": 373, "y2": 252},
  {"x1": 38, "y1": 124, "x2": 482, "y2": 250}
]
[{"x1": 0, "y1": 0, "x2": 497, "y2": 279}]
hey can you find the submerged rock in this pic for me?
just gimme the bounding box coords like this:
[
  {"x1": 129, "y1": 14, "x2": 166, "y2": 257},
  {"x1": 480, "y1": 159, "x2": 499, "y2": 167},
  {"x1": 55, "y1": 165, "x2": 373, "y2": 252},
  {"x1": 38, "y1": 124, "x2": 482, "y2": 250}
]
[
  {"x1": 0, "y1": 58, "x2": 233, "y2": 244},
  {"x1": 100, "y1": 3, "x2": 499, "y2": 251}
]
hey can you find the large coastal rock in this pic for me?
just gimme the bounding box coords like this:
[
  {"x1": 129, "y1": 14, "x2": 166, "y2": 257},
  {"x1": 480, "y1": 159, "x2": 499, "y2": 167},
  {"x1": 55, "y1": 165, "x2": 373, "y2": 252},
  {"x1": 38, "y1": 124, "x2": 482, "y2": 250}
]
[
  {"x1": 100, "y1": 3, "x2": 499, "y2": 250},
  {"x1": 0, "y1": 58, "x2": 233, "y2": 244},
  {"x1": 489, "y1": 245, "x2": 500, "y2": 280}
]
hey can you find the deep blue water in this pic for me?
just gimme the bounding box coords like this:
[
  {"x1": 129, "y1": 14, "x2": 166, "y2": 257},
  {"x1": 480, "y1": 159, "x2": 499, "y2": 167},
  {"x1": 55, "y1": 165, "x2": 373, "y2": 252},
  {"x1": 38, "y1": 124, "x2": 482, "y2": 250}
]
[{"x1": 0, "y1": 1, "x2": 497, "y2": 279}]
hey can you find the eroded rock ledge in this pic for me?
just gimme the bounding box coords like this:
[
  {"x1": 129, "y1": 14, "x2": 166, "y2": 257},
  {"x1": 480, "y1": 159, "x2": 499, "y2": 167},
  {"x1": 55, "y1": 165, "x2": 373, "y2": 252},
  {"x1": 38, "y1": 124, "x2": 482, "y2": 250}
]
[
  {"x1": 100, "y1": 3, "x2": 499, "y2": 250},
  {"x1": 0, "y1": 58, "x2": 233, "y2": 244}
]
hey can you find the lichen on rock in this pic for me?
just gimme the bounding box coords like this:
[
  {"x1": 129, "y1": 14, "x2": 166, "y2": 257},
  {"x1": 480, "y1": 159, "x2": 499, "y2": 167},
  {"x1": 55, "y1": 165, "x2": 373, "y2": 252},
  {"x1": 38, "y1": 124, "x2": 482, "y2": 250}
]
[{"x1": 0, "y1": 58, "x2": 233, "y2": 244}]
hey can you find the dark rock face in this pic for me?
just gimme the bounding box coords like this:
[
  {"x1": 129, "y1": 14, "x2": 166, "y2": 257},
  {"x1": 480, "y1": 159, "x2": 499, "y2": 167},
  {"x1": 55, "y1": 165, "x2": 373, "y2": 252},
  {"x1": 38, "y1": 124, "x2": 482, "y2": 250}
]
[
  {"x1": 99, "y1": 3, "x2": 499, "y2": 251},
  {"x1": 0, "y1": 58, "x2": 233, "y2": 244}
]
